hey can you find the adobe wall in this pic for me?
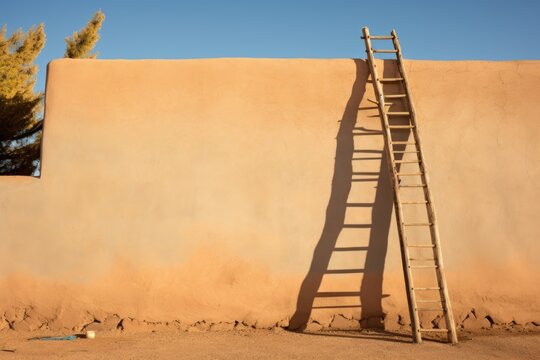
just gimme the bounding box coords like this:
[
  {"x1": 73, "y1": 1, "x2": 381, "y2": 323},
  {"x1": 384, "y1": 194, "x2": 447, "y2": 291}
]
[{"x1": 1, "y1": 58, "x2": 539, "y2": 332}]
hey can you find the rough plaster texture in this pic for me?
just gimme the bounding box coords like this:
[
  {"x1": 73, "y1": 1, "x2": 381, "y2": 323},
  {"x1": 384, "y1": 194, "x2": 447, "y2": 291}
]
[{"x1": 1, "y1": 58, "x2": 539, "y2": 333}]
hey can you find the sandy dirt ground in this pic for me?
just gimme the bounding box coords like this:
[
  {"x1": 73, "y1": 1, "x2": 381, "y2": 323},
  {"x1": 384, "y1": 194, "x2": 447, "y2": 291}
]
[{"x1": 0, "y1": 330, "x2": 538, "y2": 359}]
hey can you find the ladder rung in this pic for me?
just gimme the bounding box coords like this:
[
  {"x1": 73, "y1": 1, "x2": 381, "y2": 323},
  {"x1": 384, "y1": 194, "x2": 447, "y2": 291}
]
[
  {"x1": 393, "y1": 151, "x2": 419, "y2": 154},
  {"x1": 403, "y1": 222, "x2": 432, "y2": 226},
  {"x1": 385, "y1": 94, "x2": 407, "y2": 99},
  {"x1": 409, "y1": 258, "x2": 436, "y2": 261},
  {"x1": 401, "y1": 201, "x2": 427, "y2": 204},
  {"x1": 395, "y1": 160, "x2": 421, "y2": 164},
  {"x1": 379, "y1": 77, "x2": 403, "y2": 82},
  {"x1": 416, "y1": 300, "x2": 444, "y2": 303},
  {"x1": 389, "y1": 125, "x2": 414, "y2": 129},
  {"x1": 400, "y1": 184, "x2": 427, "y2": 188},
  {"x1": 372, "y1": 49, "x2": 398, "y2": 53},
  {"x1": 419, "y1": 328, "x2": 449, "y2": 333},
  {"x1": 416, "y1": 308, "x2": 444, "y2": 312},
  {"x1": 362, "y1": 35, "x2": 394, "y2": 40},
  {"x1": 397, "y1": 172, "x2": 423, "y2": 176},
  {"x1": 391, "y1": 141, "x2": 416, "y2": 145},
  {"x1": 413, "y1": 287, "x2": 440, "y2": 290},
  {"x1": 410, "y1": 265, "x2": 438, "y2": 269},
  {"x1": 408, "y1": 244, "x2": 435, "y2": 248},
  {"x1": 387, "y1": 112, "x2": 410, "y2": 116}
]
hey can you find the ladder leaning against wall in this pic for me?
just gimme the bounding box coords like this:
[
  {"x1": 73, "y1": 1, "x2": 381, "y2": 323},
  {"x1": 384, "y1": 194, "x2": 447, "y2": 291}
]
[{"x1": 361, "y1": 27, "x2": 458, "y2": 344}]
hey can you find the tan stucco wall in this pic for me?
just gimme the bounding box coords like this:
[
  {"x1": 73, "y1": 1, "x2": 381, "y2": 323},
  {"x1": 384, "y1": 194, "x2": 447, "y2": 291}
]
[{"x1": 1, "y1": 58, "x2": 539, "y2": 331}]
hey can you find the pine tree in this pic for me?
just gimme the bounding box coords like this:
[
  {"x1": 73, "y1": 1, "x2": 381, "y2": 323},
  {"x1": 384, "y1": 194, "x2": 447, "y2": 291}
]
[
  {"x1": 0, "y1": 24, "x2": 45, "y2": 175},
  {"x1": 65, "y1": 11, "x2": 105, "y2": 59},
  {"x1": 1, "y1": 11, "x2": 106, "y2": 175}
]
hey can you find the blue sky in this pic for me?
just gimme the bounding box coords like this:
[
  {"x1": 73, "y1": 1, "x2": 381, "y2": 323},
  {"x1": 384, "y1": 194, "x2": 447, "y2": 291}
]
[{"x1": 2, "y1": 0, "x2": 540, "y2": 92}]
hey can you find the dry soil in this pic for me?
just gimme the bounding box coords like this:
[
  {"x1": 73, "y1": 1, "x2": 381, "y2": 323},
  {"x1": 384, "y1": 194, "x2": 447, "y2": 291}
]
[{"x1": 0, "y1": 330, "x2": 539, "y2": 359}]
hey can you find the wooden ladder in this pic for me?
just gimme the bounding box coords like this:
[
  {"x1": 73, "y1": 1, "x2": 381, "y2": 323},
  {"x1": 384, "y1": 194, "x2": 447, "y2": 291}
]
[{"x1": 361, "y1": 27, "x2": 458, "y2": 344}]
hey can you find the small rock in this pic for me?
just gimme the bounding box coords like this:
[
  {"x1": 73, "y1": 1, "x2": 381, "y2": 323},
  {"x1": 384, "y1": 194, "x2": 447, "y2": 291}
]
[
  {"x1": 12, "y1": 320, "x2": 32, "y2": 332},
  {"x1": 234, "y1": 322, "x2": 251, "y2": 331},
  {"x1": 90, "y1": 310, "x2": 108, "y2": 323},
  {"x1": 418, "y1": 313, "x2": 435, "y2": 329},
  {"x1": 169, "y1": 320, "x2": 188, "y2": 331},
  {"x1": 4, "y1": 307, "x2": 25, "y2": 323},
  {"x1": 272, "y1": 326, "x2": 284, "y2": 333},
  {"x1": 330, "y1": 315, "x2": 359, "y2": 330},
  {"x1": 487, "y1": 311, "x2": 513, "y2": 325},
  {"x1": 24, "y1": 308, "x2": 47, "y2": 330},
  {"x1": 305, "y1": 321, "x2": 322, "y2": 332},
  {"x1": 0, "y1": 316, "x2": 10, "y2": 331},
  {"x1": 314, "y1": 314, "x2": 334, "y2": 329},
  {"x1": 84, "y1": 322, "x2": 104, "y2": 332},
  {"x1": 146, "y1": 322, "x2": 171, "y2": 332},
  {"x1": 13, "y1": 316, "x2": 43, "y2": 332},
  {"x1": 27, "y1": 314, "x2": 46, "y2": 331},
  {"x1": 48, "y1": 309, "x2": 94, "y2": 332},
  {"x1": 188, "y1": 321, "x2": 209, "y2": 332},
  {"x1": 84, "y1": 315, "x2": 121, "y2": 332},
  {"x1": 118, "y1": 318, "x2": 145, "y2": 332},
  {"x1": 277, "y1": 318, "x2": 289, "y2": 328},
  {"x1": 254, "y1": 320, "x2": 275, "y2": 330},
  {"x1": 210, "y1": 322, "x2": 235, "y2": 331},
  {"x1": 457, "y1": 310, "x2": 471, "y2": 324},
  {"x1": 471, "y1": 307, "x2": 490, "y2": 320},
  {"x1": 512, "y1": 314, "x2": 531, "y2": 326},
  {"x1": 241, "y1": 317, "x2": 257, "y2": 328},
  {"x1": 462, "y1": 314, "x2": 490, "y2": 331},
  {"x1": 384, "y1": 313, "x2": 402, "y2": 331}
]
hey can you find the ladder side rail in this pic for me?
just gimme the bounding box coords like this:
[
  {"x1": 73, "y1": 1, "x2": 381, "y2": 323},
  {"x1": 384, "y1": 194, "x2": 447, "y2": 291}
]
[
  {"x1": 391, "y1": 29, "x2": 441, "y2": 267},
  {"x1": 362, "y1": 27, "x2": 422, "y2": 344},
  {"x1": 391, "y1": 29, "x2": 458, "y2": 344}
]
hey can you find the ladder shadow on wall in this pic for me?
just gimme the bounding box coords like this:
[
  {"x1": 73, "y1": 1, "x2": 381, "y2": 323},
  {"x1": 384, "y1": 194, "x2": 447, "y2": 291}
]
[{"x1": 288, "y1": 59, "x2": 410, "y2": 341}]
